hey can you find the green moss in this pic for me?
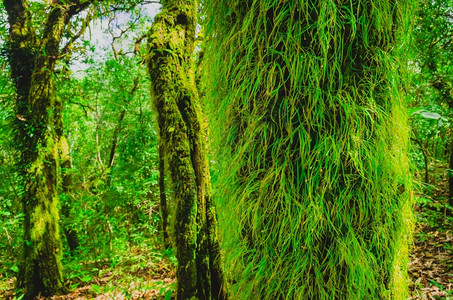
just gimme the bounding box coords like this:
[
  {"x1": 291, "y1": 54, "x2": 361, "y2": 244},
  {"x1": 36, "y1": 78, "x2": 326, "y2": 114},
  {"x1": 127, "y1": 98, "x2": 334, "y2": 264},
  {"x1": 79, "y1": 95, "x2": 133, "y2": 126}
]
[
  {"x1": 9, "y1": 5, "x2": 67, "y2": 299},
  {"x1": 147, "y1": 0, "x2": 226, "y2": 299},
  {"x1": 205, "y1": 0, "x2": 415, "y2": 299}
]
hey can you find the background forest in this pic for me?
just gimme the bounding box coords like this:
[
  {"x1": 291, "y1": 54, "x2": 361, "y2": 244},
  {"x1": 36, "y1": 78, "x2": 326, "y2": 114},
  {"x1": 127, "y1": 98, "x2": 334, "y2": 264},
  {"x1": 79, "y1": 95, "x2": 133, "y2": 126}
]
[{"x1": 0, "y1": 0, "x2": 453, "y2": 299}]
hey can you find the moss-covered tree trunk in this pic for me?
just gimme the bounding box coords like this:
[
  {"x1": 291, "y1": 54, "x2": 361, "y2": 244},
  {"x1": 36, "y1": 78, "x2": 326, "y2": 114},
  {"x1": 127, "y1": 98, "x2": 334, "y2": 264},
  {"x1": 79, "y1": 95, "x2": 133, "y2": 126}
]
[
  {"x1": 147, "y1": 1, "x2": 226, "y2": 299},
  {"x1": 4, "y1": 1, "x2": 95, "y2": 298},
  {"x1": 54, "y1": 69, "x2": 80, "y2": 255},
  {"x1": 59, "y1": 133, "x2": 80, "y2": 255},
  {"x1": 158, "y1": 141, "x2": 170, "y2": 249},
  {"x1": 6, "y1": 3, "x2": 67, "y2": 297},
  {"x1": 206, "y1": 1, "x2": 414, "y2": 299}
]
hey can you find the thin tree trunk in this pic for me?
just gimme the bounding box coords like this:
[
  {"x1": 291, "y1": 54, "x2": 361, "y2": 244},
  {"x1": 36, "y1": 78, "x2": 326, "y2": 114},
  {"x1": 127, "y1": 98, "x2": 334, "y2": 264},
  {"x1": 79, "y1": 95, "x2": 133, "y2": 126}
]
[
  {"x1": 448, "y1": 138, "x2": 453, "y2": 210},
  {"x1": 59, "y1": 135, "x2": 80, "y2": 255},
  {"x1": 106, "y1": 109, "x2": 126, "y2": 188},
  {"x1": 147, "y1": 0, "x2": 226, "y2": 298},
  {"x1": 106, "y1": 77, "x2": 139, "y2": 188},
  {"x1": 412, "y1": 137, "x2": 430, "y2": 184}
]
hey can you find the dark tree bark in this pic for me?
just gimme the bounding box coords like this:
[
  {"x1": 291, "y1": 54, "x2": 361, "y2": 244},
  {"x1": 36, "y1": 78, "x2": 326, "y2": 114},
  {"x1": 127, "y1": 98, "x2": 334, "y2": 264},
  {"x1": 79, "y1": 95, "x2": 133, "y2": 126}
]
[
  {"x1": 147, "y1": 0, "x2": 226, "y2": 299},
  {"x1": 411, "y1": 137, "x2": 430, "y2": 184},
  {"x1": 106, "y1": 109, "x2": 126, "y2": 188}
]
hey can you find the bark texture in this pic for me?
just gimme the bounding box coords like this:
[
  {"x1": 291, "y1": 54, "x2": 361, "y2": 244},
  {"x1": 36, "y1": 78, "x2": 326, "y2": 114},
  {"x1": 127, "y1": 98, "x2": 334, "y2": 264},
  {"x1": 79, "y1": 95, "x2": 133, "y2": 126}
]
[
  {"x1": 5, "y1": 3, "x2": 67, "y2": 297},
  {"x1": 59, "y1": 135, "x2": 80, "y2": 255},
  {"x1": 147, "y1": 0, "x2": 226, "y2": 299},
  {"x1": 3, "y1": 0, "x2": 97, "y2": 297},
  {"x1": 158, "y1": 141, "x2": 170, "y2": 249}
]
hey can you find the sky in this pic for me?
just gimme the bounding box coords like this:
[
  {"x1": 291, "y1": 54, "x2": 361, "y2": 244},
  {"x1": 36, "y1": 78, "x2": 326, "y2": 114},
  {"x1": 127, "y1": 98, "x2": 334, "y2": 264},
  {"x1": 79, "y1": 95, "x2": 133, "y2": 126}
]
[{"x1": 71, "y1": 2, "x2": 161, "y2": 72}]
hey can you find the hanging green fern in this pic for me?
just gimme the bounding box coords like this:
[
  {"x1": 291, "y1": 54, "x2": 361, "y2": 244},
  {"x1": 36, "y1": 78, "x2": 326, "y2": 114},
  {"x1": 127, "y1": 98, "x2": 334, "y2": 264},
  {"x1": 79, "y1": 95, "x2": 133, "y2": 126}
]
[{"x1": 205, "y1": 0, "x2": 414, "y2": 299}]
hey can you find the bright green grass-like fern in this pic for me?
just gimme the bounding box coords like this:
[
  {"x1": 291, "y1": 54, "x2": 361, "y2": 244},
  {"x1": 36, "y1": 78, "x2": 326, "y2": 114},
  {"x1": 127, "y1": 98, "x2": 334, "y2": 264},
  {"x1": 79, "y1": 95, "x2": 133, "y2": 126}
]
[{"x1": 204, "y1": 1, "x2": 414, "y2": 299}]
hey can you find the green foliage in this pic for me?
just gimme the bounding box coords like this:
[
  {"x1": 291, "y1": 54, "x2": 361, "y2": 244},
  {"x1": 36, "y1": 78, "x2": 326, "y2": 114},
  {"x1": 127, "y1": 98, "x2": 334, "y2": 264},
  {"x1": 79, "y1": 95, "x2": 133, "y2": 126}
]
[
  {"x1": 0, "y1": 25, "x2": 166, "y2": 297},
  {"x1": 60, "y1": 243, "x2": 175, "y2": 298},
  {"x1": 0, "y1": 50, "x2": 23, "y2": 288},
  {"x1": 409, "y1": 0, "x2": 453, "y2": 183},
  {"x1": 206, "y1": 0, "x2": 414, "y2": 298},
  {"x1": 409, "y1": 106, "x2": 449, "y2": 174},
  {"x1": 56, "y1": 55, "x2": 160, "y2": 259},
  {"x1": 416, "y1": 195, "x2": 449, "y2": 228},
  {"x1": 0, "y1": 2, "x2": 173, "y2": 299}
]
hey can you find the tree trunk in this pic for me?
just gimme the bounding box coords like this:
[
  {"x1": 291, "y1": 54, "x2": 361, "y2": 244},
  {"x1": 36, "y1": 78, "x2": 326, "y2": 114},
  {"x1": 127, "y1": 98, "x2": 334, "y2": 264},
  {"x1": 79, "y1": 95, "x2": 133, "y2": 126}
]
[
  {"x1": 106, "y1": 77, "x2": 139, "y2": 188},
  {"x1": 147, "y1": 0, "x2": 226, "y2": 299},
  {"x1": 206, "y1": 1, "x2": 413, "y2": 299},
  {"x1": 53, "y1": 69, "x2": 80, "y2": 255},
  {"x1": 5, "y1": 3, "x2": 67, "y2": 298},
  {"x1": 59, "y1": 135, "x2": 80, "y2": 255},
  {"x1": 412, "y1": 138, "x2": 430, "y2": 184},
  {"x1": 106, "y1": 109, "x2": 126, "y2": 188},
  {"x1": 4, "y1": 0, "x2": 97, "y2": 297},
  {"x1": 449, "y1": 138, "x2": 453, "y2": 210}
]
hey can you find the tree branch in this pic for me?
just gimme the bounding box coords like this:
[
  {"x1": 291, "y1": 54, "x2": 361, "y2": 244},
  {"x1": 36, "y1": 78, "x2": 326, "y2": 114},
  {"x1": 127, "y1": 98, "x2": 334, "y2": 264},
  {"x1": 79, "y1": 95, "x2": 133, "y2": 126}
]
[
  {"x1": 61, "y1": 12, "x2": 93, "y2": 56},
  {"x1": 66, "y1": 0, "x2": 103, "y2": 21}
]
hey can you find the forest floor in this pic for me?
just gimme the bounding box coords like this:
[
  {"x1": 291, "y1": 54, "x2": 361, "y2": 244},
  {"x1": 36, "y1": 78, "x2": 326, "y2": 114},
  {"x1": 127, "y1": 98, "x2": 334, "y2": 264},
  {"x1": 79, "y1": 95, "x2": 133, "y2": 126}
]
[
  {"x1": 2, "y1": 207, "x2": 452, "y2": 300},
  {"x1": 408, "y1": 162, "x2": 453, "y2": 300},
  {"x1": 2, "y1": 177, "x2": 453, "y2": 299},
  {"x1": 408, "y1": 208, "x2": 453, "y2": 299},
  {"x1": 0, "y1": 246, "x2": 177, "y2": 300}
]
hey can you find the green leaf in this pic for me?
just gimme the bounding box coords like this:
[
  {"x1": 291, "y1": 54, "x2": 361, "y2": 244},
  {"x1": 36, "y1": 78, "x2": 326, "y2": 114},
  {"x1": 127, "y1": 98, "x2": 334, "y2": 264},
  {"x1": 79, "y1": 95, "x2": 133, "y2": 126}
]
[
  {"x1": 10, "y1": 265, "x2": 19, "y2": 273},
  {"x1": 429, "y1": 279, "x2": 444, "y2": 290},
  {"x1": 420, "y1": 111, "x2": 442, "y2": 119},
  {"x1": 80, "y1": 275, "x2": 92, "y2": 282},
  {"x1": 164, "y1": 290, "x2": 172, "y2": 300},
  {"x1": 91, "y1": 284, "x2": 101, "y2": 294}
]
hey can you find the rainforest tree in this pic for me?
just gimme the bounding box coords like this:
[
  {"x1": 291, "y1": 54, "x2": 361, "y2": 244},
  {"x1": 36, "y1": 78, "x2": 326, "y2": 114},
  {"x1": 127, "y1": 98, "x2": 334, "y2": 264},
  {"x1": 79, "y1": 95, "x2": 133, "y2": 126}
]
[
  {"x1": 3, "y1": 0, "x2": 100, "y2": 298},
  {"x1": 206, "y1": 0, "x2": 414, "y2": 299},
  {"x1": 147, "y1": 0, "x2": 225, "y2": 299}
]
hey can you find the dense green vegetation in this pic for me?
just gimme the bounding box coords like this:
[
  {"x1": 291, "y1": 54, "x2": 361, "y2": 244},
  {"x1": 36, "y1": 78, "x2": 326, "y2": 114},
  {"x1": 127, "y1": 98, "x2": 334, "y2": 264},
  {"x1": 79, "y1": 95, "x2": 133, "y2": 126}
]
[
  {"x1": 0, "y1": 0, "x2": 453, "y2": 299},
  {"x1": 205, "y1": 0, "x2": 413, "y2": 299}
]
